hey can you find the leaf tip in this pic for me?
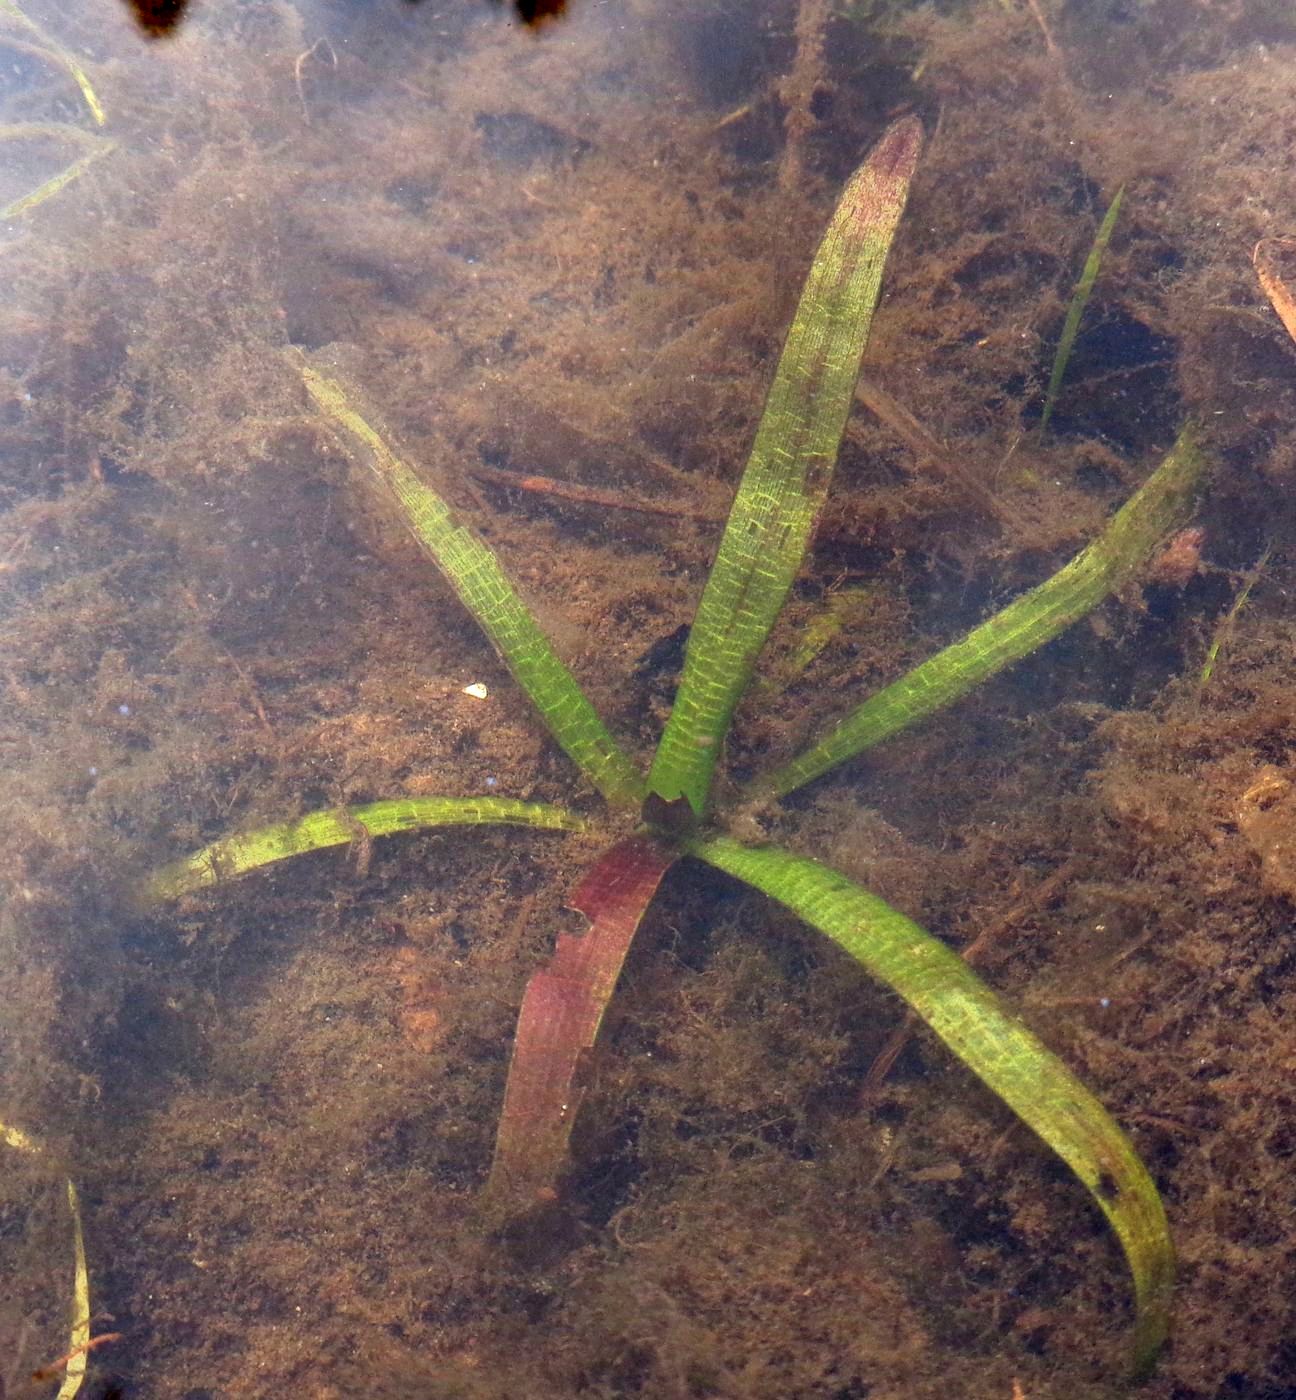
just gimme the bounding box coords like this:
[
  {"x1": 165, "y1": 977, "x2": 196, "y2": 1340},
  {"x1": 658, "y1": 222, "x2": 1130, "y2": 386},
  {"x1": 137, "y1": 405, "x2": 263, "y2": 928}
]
[{"x1": 870, "y1": 113, "x2": 924, "y2": 184}]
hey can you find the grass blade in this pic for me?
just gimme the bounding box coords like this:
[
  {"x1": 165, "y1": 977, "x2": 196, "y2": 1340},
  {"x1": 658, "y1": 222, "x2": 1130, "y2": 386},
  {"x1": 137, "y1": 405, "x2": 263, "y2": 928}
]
[
  {"x1": 646, "y1": 116, "x2": 923, "y2": 819},
  {"x1": 1, "y1": 135, "x2": 114, "y2": 220},
  {"x1": 1, "y1": 1118, "x2": 99, "y2": 1398},
  {"x1": 759, "y1": 423, "x2": 1204, "y2": 799},
  {"x1": 690, "y1": 834, "x2": 1173, "y2": 1378},
  {"x1": 55, "y1": 1180, "x2": 90, "y2": 1400},
  {"x1": 144, "y1": 796, "x2": 585, "y2": 901},
  {"x1": 299, "y1": 357, "x2": 643, "y2": 808},
  {"x1": 485, "y1": 835, "x2": 676, "y2": 1214},
  {"x1": 0, "y1": 0, "x2": 106, "y2": 126},
  {"x1": 1039, "y1": 185, "x2": 1125, "y2": 433}
]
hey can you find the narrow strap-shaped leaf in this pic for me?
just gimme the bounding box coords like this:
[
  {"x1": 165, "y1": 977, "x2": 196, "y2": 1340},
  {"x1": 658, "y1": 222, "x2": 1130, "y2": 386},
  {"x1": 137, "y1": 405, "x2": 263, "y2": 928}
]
[
  {"x1": 690, "y1": 834, "x2": 1173, "y2": 1378},
  {"x1": 57, "y1": 1179, "x2": 91, "y2": 1400},
  {"x1": 646, "y1": 117, "x2": 923, "y2": 819},
  {"x1": 299, "y1": 357, "x2": 644, "y2": 808},
  {"x1": 485, "y1": 834, "x2": 677, "y2": 1214},
  {"x1": 0, "y1": 1117, "x2": 98, "y2": 1399},
  {"x1": 0, "y1": 0, "x2": 106, "y2": 126},
  {"x1": 759, "y1": 423, "x2": 1204, "y2": 799},
  {"x1": 144, "y1": 796, "x2": 585, "y2": 901},
  {"x1": 1040, "y1": 185, "x2": 1125, "y2": 433},
  {"x1": 0, "y1": 132, "x2": 115, "y2": 221}
]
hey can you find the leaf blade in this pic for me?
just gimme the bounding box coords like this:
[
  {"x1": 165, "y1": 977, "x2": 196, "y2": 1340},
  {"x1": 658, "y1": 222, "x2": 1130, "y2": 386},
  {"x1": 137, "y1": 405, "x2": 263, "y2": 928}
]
[
  {"x1": 144, "y1": 795, "x2": 585, "y2": 901},
  {"x1": 1040, "y1": 185, "x2": 1125, "y2": 433},
  {"x1": 691, "y1": 833, "x2": 1173, "y2": 1378},
  {"x1": 646, "y1": 117, "x2": 923, "y2": 818},
  {"x1": 299, "y1": 357, "x2": 643, "y2": 808},
  {"x1": 759, "y1": 423, "x2": 1204, "y2": 798},
  {"x1": 485, "y1": 835, "x2": 677, "y2": 1213}
]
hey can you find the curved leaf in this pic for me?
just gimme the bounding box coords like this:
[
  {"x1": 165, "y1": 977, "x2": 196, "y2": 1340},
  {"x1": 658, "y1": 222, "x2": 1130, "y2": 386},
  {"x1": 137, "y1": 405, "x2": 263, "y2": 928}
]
[
  {"x1": 144, "y1": 795, "x2": 585, "y2": 901},
  {"x1": 690, "y1": 833, "x2": 1173, "y2": 1378},
  {"x1": 1, "y1": 1117, "x2": 95, "y2": 1398}
]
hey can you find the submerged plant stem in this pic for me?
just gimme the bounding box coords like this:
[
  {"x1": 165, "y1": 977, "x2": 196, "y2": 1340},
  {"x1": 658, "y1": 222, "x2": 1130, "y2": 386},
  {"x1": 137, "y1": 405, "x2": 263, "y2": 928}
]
[
  {"x1": 1, "y1": 136, "x2": 114, "y2": 220},
  {"x1": 0, "y1": 0, "x2": 105, "y2": 125}
]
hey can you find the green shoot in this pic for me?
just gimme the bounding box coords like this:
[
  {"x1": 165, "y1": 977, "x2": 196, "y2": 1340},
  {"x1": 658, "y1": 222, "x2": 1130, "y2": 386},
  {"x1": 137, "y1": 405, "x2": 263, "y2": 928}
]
[
  {"x1": 1199, "y1": 546, "x2": 1269, "y2": 689},
  {"x1": 1039, "y1": 185, "x2": 1125, "y2": 433}
]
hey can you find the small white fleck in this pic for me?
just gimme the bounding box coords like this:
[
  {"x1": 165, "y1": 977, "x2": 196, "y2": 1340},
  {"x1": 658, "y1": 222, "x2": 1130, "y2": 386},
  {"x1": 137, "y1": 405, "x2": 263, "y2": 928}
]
[{"x1": 118, "y1": 703, "x2": 131, "y2": 716}]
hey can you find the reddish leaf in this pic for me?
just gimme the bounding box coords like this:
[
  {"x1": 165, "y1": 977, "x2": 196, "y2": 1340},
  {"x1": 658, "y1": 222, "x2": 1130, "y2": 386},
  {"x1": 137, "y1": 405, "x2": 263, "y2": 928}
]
[{"x1": 486, "y1": 834, "x2": 676, "y2": 1212}]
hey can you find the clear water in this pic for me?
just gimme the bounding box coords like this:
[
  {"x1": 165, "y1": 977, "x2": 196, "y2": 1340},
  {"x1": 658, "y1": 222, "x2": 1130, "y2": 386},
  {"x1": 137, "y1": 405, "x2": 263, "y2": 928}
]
[{"x1": 2, "y1": 2, "x2": 1294, "y2": 1396}]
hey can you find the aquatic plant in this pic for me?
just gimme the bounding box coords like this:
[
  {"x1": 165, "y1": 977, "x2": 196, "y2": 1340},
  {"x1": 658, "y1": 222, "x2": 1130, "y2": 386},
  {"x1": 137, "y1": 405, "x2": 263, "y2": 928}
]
[
  {"x1": 1039, "y1": 184, "x2": 1125, "y2": 433},
  {"x1": 144, "y1": 117, "x2": 1203, "y2": 1376}
]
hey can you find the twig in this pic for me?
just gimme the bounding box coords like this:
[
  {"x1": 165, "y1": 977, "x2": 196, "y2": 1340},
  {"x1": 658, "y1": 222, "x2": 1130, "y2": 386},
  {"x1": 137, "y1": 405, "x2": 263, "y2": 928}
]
[
  {"x1": 29, "y1": 1331, "x2": 121, "y2": 1383},
  {"x1": 856, "y1": 378, "x2": 1030, "y2": 530},
  {"x1": 1023, "y1": 0, "x2": 1060, "y2": 59},
  {"x1": 777, "y1": 0, "x2": 830, "y2": 193},
  {"x1": 469, "y1": 462, "x2": 723, "y2": 524},
  {"x1": 1253, "y1": 236, "x2": 1296, "y2": 345}
]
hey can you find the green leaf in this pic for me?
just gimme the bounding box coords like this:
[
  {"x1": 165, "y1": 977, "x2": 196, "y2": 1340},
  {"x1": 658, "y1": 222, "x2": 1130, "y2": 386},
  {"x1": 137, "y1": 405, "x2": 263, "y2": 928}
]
[
  {"x1": 144, "y1": 796, "x2": 585, "y2": 901},
  {"x1": 646, "y1": 117, "x2": 923, "y2": 819},
  {"x1": 690, "y1": 833, "x2": 1173, "y2": 1378},
  {"x1": 298, "y1": 357, "x2": 643, "y2": 808},
  {"x1": 1040, "y1": 185, "x2": 1125, "y2": 434},
  {"x1": 758, "y1": 422, "x2": 1204, "y2": 799}
]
